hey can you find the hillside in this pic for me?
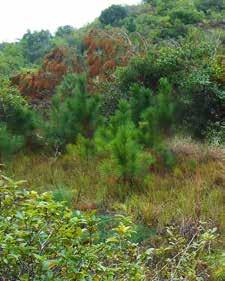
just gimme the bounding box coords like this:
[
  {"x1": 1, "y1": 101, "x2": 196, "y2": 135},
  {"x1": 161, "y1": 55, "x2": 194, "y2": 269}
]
[{"x1": 0, "y1": 0, "x2": 225, "y2": 279}]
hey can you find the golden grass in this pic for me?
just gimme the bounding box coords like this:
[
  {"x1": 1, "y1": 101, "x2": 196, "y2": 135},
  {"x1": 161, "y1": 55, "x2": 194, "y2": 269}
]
[{"x1": 4, "y1": 139, "x2": 225, "y2": 234}]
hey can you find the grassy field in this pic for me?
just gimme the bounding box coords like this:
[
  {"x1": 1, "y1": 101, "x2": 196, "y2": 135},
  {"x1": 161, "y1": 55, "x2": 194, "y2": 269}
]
[{"x1": 4, "y1": 137, "x2": 225, "y2": 238}]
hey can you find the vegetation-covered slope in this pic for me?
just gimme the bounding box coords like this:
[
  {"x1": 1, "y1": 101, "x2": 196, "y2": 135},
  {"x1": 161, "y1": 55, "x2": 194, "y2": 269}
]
[{"x1": 0, "y1": 0, "x2": 225, "y2": 279}]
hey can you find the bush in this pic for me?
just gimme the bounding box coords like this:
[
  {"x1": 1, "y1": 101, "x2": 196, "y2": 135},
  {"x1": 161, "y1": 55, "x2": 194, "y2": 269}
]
[
  {"x1": 21, "y1": 30, "x2": 53, "y2": 64},
  {"x1": 195, "y1": 0, "x2": 225, "y2": 13},
  {"x1": 95, "y1": 100, "x2": 154, "y2": 187},
  {"x1": 0, "y1": 123, "x2": 24, "y2": 161},
  {"x1": 115, "y1": 34, "x2": 225, "y2": 138},
  {"x1": 139, "y1": 78, "x2": 175, "y2": 147},
  {"x1": 99, "y1": 5, "x2": 128, "y2": 26},
  {"x1": 129, "y1": 84, "x2": 153, "y2": 125},
  {"x1": 0, "y1": 78, "x2": 37, "y2": 140},
  {"x1": 46, "y1": 74, "x2": 101, "y2": 151},
  {"x1": 146, "y1": 222, "x2": 217, "y2": 280},
  {"x1": 0, "y1": 174, "x2": 147, "y2": 280}
]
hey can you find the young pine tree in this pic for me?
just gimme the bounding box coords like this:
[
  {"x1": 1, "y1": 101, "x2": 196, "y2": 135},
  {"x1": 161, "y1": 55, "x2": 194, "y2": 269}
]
[
  {"x1": 139, "y1": 78, "x2": 175, "y2": 147},
  {"x1": 129, "y1": 84, "x2": 153, "y2": 125},
  {"x1": 139, "y1": 78, "x2": 176, "y2": 169},
  {"x1": 46, "y1": 74, "x2": 101, "y2": 151},
  {"x1": 95, "y1": 100, "x2": 154, "y2": 188},
  {"x1": 0, "y1": 123, "x2": 24, "y2": 161}
]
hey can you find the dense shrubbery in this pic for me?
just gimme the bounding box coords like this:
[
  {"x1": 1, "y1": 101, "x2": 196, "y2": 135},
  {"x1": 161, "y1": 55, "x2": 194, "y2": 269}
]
[
  {"x1": 0, "y1": 175, "x2": 147, "y2": 280},
  {"x1": 0, "y1": 174, "x2": 221, "y2": 280},
  {"x1": 0, "y1": 78, "x2": 37, "y2": 137},
  {"x1": 0, "y1": 1, "x2": 224, "y2": 276},
  {"x1": 0, "y1": 78, "x2": 38, "y2": 158},
  {"x1": 99, "y1": 5, "x2": 128, "y2": 27},
  {"x1": 115, "y1": 33, "x2": 225, "y2": 138},
  {"x1": 21, "y1": 30, "x2": 54, "y2": 64}
]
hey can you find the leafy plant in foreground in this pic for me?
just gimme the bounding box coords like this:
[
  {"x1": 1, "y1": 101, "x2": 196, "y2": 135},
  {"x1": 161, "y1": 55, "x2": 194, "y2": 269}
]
[
  {"x1": 0, "y1": 174, "x2": 147, "y2": 280},
  {"x1": 145, "y1": 222, "x2": 218, "y2": 281}
]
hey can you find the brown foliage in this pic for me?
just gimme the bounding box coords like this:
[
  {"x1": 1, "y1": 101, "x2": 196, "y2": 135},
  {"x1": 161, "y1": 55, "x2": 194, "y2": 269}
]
[
  {"x1": 11, "y1": 47, "x2": 82, "y2": 109},
  {"x1": 84, "y1": 29, "x2": 137, "y2": 92},
  {"x1": 11, "y1": 28, "x2": 147, "y2": 105}
]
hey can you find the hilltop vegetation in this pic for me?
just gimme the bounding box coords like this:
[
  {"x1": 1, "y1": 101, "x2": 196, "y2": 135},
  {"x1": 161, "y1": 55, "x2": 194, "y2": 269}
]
[{"x1": 0, "y1": 0, "x2": 225, "y2": 279}]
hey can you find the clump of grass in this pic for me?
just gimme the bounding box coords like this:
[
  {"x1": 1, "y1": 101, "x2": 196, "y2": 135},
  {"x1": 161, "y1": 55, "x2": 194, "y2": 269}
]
[{"x1": 52, "y1": 185, "x2": 74, "y2": 208}]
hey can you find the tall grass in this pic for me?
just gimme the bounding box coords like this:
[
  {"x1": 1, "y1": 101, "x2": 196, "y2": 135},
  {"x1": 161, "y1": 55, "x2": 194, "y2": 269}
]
[{"x1": 4, "y1": 138, "x2": 225, "y2": 235}]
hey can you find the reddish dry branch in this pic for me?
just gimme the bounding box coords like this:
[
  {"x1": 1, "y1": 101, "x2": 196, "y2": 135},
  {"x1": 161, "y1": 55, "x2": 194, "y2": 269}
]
[
  {"x1": 11, "y1": 28, "x2": 144, "y2": 104},
  {"x1": 11, "y1": 47, "x2": 82, "y2": 108}
]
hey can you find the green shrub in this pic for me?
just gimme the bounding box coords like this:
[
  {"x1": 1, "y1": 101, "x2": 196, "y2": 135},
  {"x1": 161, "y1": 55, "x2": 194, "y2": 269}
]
[
  {"x1": 115, "y1": 34, "x2": 225, "y2": 138},
  {"x1": 0, "y1": 123, "x2": 24, "y2": 161},
  {"x1": 146, "y1": 222, "x2": 218, "y2": 280},
  {"x1": 139, "y1": 78, "x2": 174, "y2": 147},
  {"x1": 0, "y1": 174, "x2": 147, "y2": 280},
  {"x1": 207, "y1": 121, "x2": 225, "y2": 145},
  {"x1": 0, "y1": 43, "x2": 26, "y2": 76},
  {"x1": 169, "y1": 8, "x2": 203, "y2": 25},
  {"x1": 0, "y1": 78, "x2": 37, "y2": 140},
  {"x1": 210, "y1": 252, "x2": 225, "y2": 280},
  {"x1": 195, "y1": 0, "x2": 225, "y2": 13},
  {"x1": 129, "y1": 84, "x2": 153, "y2": 125},
  {"x1": 96, "y1": 100, "x2": 154, "y2": 187},
  {"x1": 46, "y1": 74, "x2": 101, "y2": 151},
  {"x1": 99, "y1": 5, "x2": 128, "y2": 26},
  {"x1": 21, "y1": 30, "x2": 53, "y2": 64},
  {"x1": 66, "y1": 134, "x2": 96, "y2": 164}
]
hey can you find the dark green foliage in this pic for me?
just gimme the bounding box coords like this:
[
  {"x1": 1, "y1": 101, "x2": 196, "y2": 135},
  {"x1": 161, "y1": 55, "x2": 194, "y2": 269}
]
[
  {"x1": 0, "y1": 123, "x2": 24, "y2": 160},
  {"x1": 47, "y1": 74, "x2": 101, "y2": 150},
  {"x1": 96, "y1": 100, "x2": 154, "y2": 187},
  {"x1": 207, "y1": 121, "x2": 225, "y2": 144},
  {"x1": 121, "y1": 17, "x2": 137, "y2": 32},
  {"x1": 55, "y1": 25, "x2": 75, "y2": 37},
  {"x1": 169, "y1": 8, "x2": 203, "y2": 25},
  {"x1": 129, "y1": 84, "x2": 153, "y2": 124},
  {"x1": 179, "y1": 68, "x2": 225, "y2": 138},
  {"x1": 139, "y1": 78, "x2": 174, "y2": 147},
  {"x1": 116, "y1": 34, "x2": 225, "y2": 138},
  {"x1": 0, "y1": 79, "x2": 37, "y2": 141},
  {"x1": 21, "y1": 30, "x2": 53, "y2": 64},
  {"x1": 0, "y1": 43, "x2": 25, "y2": 75},
  {"x1": 151, "y1": 78, "x2": 174, "y2": 135},
  {"x1": 116, "y1": 55, "x2": 156, "y2": 92},
  {"x1": 0, "y1": 175, "x2": 147, "y2": 280},
  {"x1": 54, "y1": 25, "x2": 79, "y2": 47},
  {"x1": 99, "y1": 5, "x2": 128, "y2": 26},
  {"x1": 195, "y1": 0, "x2": 225, "y2": 13}
]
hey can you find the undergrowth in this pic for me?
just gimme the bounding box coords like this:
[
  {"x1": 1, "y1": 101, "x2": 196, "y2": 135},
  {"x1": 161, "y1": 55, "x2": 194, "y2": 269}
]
[{"x1": 5, "y1": 138, "x2": 225, "y2": 237}]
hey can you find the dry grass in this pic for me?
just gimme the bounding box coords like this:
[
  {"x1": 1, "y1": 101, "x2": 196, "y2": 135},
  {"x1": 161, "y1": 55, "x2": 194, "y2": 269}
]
[
  {"x1": 4, "y1": 138, "x2": 225, "y2": 234},
  {"x1": 5, "y1": 153, "x2": 100, "y2": 207}
]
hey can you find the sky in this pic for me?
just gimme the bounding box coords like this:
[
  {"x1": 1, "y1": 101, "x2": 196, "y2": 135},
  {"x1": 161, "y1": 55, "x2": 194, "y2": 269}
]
[{"x1": 0, "y1": 0, "x2": 141, "y2": 43}]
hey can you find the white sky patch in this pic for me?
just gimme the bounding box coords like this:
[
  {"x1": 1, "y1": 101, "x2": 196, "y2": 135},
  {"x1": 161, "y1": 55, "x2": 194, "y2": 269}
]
[{"x1": 0, "y1": 0, "x2": 141, "y2": 42}]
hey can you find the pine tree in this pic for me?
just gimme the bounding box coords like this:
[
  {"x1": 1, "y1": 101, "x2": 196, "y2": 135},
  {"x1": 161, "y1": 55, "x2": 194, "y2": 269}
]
[
  {"x1": 139, "y1": 78, "x2": 174, "y2": 147},
  {"x1": 47, "y1": 74, "x2": 101, "y2": 150},
  {"x1": 95, "y1": 100, "x2": 154, "y2": 187},
  {"x1": 0, "y1": 123, "x2": 24, "y2": 161}
]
